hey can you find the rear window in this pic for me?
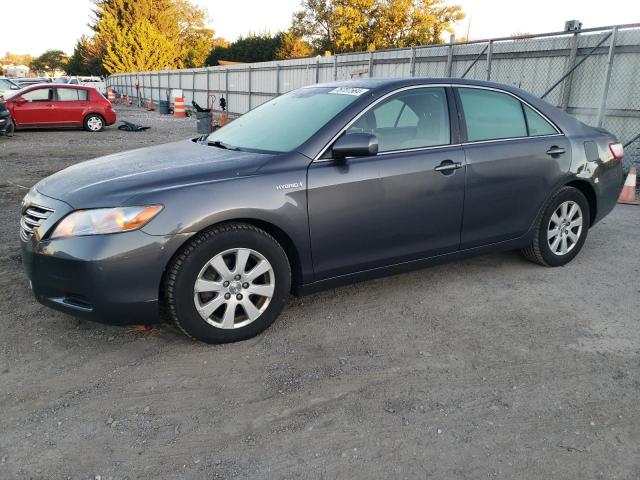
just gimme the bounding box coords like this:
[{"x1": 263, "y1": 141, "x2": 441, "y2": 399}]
[
  {"x1": 56, "y1": 88, "x2": 88, "y2": 101},
  {"x1": 523, "y1": 104, "x2": 556, "y2": 136}
]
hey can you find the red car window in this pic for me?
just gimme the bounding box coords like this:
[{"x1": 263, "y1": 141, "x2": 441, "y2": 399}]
[
  {"x1": 22, "y1": 88, "x2": 53, "y2": 102},
  {"x1": 56, "y1": 88, "x2": 88, "y2": 101}
]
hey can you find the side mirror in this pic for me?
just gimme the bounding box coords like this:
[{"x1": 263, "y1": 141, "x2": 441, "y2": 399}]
[
  {"x1": 15, "y1": 97, "x2": 27, "y2": 105},
  {"x1": 332, "y1": 133, "x2": 378, "y2": 160},
  {"x1": 10, "y1": 85, "x2": 19, "y2": 90}
]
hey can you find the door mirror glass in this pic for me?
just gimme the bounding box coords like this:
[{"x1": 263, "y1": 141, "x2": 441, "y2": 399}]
[{"x1": 332, "y1": 133, "x2": 379, "y2": 159}]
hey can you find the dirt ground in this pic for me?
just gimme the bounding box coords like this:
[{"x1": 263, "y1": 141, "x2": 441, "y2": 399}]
[{"x1": 1, "y1": 106, "x2": 639, "y2": 480}]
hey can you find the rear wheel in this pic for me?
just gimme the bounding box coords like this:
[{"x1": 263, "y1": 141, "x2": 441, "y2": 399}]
[
  {"x1": 164, "y1": 223, "x2": 291, "y2": 343},
  {"x1": 521, "y1": 186, "x2": 590, "y2": 266},
  {"x1": 84, "y1": 114, "x2": 104, "y2": 132}
]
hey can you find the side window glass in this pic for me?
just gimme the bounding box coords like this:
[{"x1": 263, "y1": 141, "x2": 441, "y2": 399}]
[
  {"x1": 396, "y1": 105, "x2": 419, "y2": 127},
  {"x1": 523, "y1": 104, "x2": 556, "y2": 136},
  {"x1": 459, "y1": 88, "x2": 527, "y2": 141},
  {"x1": 56, "y1": 88, "x2": 80, "y2": 101},
  {"x1": 22, "y1": 88, "x2": 51, "y2": 102},
  {"x1": 373, "y1": 99, "x2": 403, "y2": 128},
  {"x1": 347, "y1": 87, "x2": 450, "y2": 152},
  {"x1": 78, "y1": 90, "x2": 89, "y2": 101}
]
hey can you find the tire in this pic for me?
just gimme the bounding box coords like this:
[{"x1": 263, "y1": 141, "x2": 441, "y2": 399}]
[
  {"x1": 521, "y1": 186, "x2": 590, "y2": 267},
  {"x1": 165, "y1": 223, "x2": 291, "y2": 343},
  {"x1": 83, "y1": 114, "x2": 105, "y2": 132}
]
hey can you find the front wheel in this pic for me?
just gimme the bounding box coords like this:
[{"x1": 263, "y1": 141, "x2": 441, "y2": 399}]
[
  {"x1": 164, "y1": 223, "x2": 291, "y2": 343},
  {"x1": 521, "y1": 186, "x2": 590, "y2": 267}
]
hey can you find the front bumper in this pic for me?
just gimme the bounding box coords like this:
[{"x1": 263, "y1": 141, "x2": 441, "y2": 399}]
[{"x1": 20, "y1": 191, "x2": 193, "y2": 324}]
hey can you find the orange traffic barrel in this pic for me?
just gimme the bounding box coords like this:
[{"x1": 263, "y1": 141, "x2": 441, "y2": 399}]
[
  {"x1": 174, "y1": 97, "x2": 186, "y2": 118},
  {"x1": 107, "y1": 88, "x2": 115, "y2": 102}
]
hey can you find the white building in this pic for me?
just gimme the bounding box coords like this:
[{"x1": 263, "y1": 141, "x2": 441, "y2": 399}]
[{"x1": 2, "y1": 64, "x2": 30, "y2": 77}]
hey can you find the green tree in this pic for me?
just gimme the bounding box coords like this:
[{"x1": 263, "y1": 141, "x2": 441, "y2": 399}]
[
  {"x1": 205, "y1": 33, "x2": 282, "y2": 65},
  {"x1": 102, "y1": 19, "x2": 179, "y2": 73},
  {"x1": 73, "y1": 0, "x2": 215, "y2": 73},
  {"x1": 292, "y1": 0, "x2": 464, "y2": 53},
  {"x1": 66, "y1": 36, "x2": 104, "y2": 76},
  {"x1": 30, "y1": 50, "x2": 68, "y2": 76}
]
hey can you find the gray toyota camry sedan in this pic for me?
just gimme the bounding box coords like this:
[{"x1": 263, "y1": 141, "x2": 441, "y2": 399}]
[{"x1": 20, "y1": 78, "x2": 624, "y2": 343}]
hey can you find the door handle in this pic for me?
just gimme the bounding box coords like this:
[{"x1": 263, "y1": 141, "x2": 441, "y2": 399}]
[
  {"x1": 434, "y1": 160, "x2": 462, "y2": 174},
  {"x1": 546, "y1": 146, "x2": 565, "y2": 156}
]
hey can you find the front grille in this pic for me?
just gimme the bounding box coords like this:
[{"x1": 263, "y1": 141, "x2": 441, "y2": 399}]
[{"x1": 20, "y1": 204, "x2": 55, "y2": 241}]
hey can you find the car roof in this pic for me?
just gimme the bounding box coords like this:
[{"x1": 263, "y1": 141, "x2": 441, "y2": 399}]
[
  {"x1": 22, "y1": 83, "x2": 92, "y2": 90},
  {"x1": 315, "y1": 77, "x2": 530, "y2": 92}
]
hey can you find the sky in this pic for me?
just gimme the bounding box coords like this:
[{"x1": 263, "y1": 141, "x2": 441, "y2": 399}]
[{"x1": 2, "y1": 0, "x2": 637, "y2": 57}]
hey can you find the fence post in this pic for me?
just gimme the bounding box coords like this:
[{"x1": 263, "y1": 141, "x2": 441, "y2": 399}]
[
  {"x1": 334, "y1": 54, "x2": 339, "y2": 80},
  {"x1": 368, "y1": 51, "x2": 374, "y2": 78},
  {"x1": 446, "y1": 34, "x2": 455, "y2": 77},
  {"x1": 597, "y1": 26, "x2": 618, "y2": 127},
  {"x1": 206, "y1": 68, "x2": 210, "y2": 103},
  {"x1": 410, "y1": 47, "x2": 416, "y2": 76},
  {"x1": 560, "y1": 32, "x2": 579, "y2": 111},
  {"x1": 225, "y1": 68, "x2": 229, "y2": 111},
  {"x1": 248, "y1": 66, "x2": 252, "y2": 110},
  {"x1": 315, "y1": 58, "x2": 320, "y2": 83},
  {"x1": 486, "y1": 40, "x2": 494, "y2": 81},
  {"x1": 276, "y1": 64, "x2": 281, "y2": 95},
  {"x1": 192, "y1": 70, "x2": 196, "y2": 105}
]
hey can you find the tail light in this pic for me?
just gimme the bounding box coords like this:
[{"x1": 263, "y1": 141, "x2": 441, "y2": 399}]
[{"x1": 609, "y1": 142, "x2": 624, "y2": 159}]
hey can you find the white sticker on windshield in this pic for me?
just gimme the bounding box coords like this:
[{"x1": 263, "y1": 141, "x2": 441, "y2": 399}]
[{"x1": 329, "y1": 87, "x2": 369, "y2": 96}]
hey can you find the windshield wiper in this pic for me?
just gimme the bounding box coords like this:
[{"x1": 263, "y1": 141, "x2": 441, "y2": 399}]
[{"x1": 207, "y1": 140, "x2": 238, "y2": 151}]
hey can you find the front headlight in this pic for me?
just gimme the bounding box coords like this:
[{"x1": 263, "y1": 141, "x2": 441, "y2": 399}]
[{"x1": 51, "y1": 205, "x2": 163, "y2": 239}]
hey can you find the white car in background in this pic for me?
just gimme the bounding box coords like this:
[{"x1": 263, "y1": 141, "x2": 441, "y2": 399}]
[
  {"x1": 54, "y1": 76, "x2": 107, "y2": 95},
  {"x1": 0, "y1": 78, "x2": 21, "y2": 99}
]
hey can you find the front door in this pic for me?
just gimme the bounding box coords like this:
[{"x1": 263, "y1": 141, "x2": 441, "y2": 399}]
[
  {"x1": 307, "y1": 86, "x2": 466, "y2": 280},
  {"x1": 11, "y1": 87, "x2": 54, "y2": 126}
]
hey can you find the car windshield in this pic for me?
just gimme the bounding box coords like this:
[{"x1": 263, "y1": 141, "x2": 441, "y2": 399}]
[
  {"x1": 206, "y1": 87, "x2": 366, "y2": 153},
  {"x1": 0, "y1": 79, "x2": 17, "y2": 89}
]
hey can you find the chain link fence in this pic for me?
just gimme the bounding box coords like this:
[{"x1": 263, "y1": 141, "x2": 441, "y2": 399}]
[{"x1": 108, "y1": 23, "x2": 640, "y2": 168}]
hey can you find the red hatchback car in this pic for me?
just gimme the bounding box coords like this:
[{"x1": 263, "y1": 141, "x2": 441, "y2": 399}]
[{"x1": 5, "y1": 84, "x2": 116, "y2": 132}]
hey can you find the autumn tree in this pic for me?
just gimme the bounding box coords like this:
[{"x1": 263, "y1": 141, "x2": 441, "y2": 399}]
[
  {"x1": 30, "y1": 50, "x2": 69, "y2": 76},
  {"x1": 292, "y1": 0, "x2": 464, "y2": 53},
  {"x1": 276, "y1": 31, "x2": 314, "y2": 59}
]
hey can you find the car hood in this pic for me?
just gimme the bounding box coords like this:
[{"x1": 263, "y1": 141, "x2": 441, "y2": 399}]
[{"x1": 35, "y1": 139, "x2": 274, "y2": 208}]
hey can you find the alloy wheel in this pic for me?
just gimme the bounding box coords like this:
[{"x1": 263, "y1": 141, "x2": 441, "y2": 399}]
[
  {"x1": 547, "y1": 200, "x2": 583, "y2": 256},
  {"x1": 193, "y1": 248, "x2": 275, "y2": 329}
]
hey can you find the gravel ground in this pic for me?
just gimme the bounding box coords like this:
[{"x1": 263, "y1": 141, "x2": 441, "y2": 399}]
[{"x1": 1, "y1": 106, "x2": 639, "y2": 480}]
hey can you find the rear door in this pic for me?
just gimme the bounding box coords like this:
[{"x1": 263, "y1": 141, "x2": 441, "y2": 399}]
[
  {"x1": 10, "y1": 87, "x2": 54, "y2": 126},
  {"x1": 51, "y1": 87, "x2": 89, "y2": 125},
  {"x1": 307, "y1": 86, "x2": 466, "y2": 280},
  {"x1": 455, "y1": 86, "x2": 571, "y2": 249}
]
